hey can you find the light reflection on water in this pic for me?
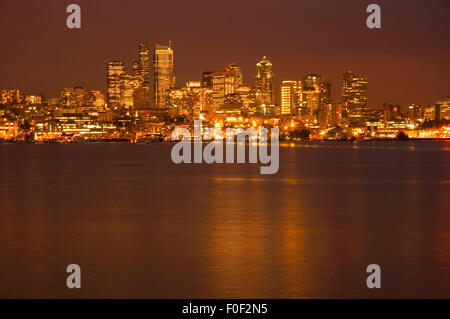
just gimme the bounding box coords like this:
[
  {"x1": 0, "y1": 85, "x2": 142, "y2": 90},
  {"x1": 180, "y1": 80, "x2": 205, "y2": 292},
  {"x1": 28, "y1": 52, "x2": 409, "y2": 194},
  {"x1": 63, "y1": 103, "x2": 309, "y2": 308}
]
[{"x1": 0, "y1": 141, "x2": 449, "y2": 298}]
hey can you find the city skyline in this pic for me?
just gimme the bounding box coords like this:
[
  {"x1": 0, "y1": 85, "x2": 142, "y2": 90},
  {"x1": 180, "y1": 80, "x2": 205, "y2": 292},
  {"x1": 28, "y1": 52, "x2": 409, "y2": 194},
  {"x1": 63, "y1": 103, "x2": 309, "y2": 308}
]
[
  {"x1": 0, "y1": 40, "x2": 447, "y2": 112},
  {"x1": 1, "y1": 1, "x2": 450, "y2": 302},
  {"x1": 0, "y1": 0, "x2": 449, "y2": 108},
  {"x1": 1, "y1": 41, "x2": 449, "y2": 143}
]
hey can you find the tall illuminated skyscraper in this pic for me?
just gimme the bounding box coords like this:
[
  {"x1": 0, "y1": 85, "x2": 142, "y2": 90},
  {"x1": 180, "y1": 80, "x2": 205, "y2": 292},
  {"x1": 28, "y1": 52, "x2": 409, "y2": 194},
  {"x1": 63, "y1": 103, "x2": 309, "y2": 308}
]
[
  {"x1": 212, "y1": 71, "x2": 226, "y2": 109},
  {"x1": 154, "y1": 43, "x2": 175, "y2": 109},
  {"x1": 255, "y1": 56, "x2": 275, "y2": 113},
  {"x1": 107, "y1": 61, "x2": 125, "y2": 108},
  {"x1": 280, "y1": 80, "x2": 302, "y2": 116},
  {"x1": 342, "y1": 70, "x2": 368, "y2": 120},
  {"x1": 137, "y1": 43, "x2": 150, "y2": 107}
]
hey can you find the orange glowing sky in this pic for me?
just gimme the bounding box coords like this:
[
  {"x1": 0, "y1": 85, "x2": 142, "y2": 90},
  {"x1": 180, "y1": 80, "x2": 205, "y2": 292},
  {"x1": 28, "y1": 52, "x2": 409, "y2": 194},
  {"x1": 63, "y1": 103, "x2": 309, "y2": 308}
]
[{"x1": 0, "y1": 0, "x2": 449, "y2": 109}]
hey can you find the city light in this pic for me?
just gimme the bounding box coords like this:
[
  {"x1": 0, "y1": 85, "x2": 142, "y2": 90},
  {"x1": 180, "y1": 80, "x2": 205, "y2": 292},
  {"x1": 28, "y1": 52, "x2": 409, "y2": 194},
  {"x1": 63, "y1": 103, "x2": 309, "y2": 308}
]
[{"x1": 0, "y1": 44, "x2": 449, "y2": 143}]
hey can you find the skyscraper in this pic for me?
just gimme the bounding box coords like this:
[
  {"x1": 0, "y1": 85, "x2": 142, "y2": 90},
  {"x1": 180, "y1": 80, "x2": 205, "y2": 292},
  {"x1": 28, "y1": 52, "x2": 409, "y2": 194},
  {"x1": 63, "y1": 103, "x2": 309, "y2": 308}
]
[
  {"x1": 137, "y1": 43, "x2": 150, "y2": 107},
  {"x1": 211, "y1": 65, "x2": 243, "y2": 110},
  {"x1": 59, "y1": 86, "x2": 87, "y2": 109},
  {"x1": 436, "y1": 97, "x2": 450, "y2": 121},
  {"x1": 154, "y1": 43, "x2": 175, "y2": 109},
  {"x1": 225, "y1": 64, "x2": 243, "y2": 93},
  {"x1": 165, "y1": 82, "x2": 213, "y2": 120},
  {"x1": 212, "y1": 71, "x2": 226, "y2": 110},
  {"x1": 342, "y1": 70, "x2": 368, "y2": 121},
  {"x1": 255, "y1": 56, "x2": 275, "y2": 114},
  {"x1": 201, "y1": 72, "x2": 214, "y2": 89},
  {"x1": 319, "y1": 81, "x2": 332, "y2": 127},
  {"x1": 280, "y1": 80, "x2": 302, "y2": 116},
  {"x1": 407, "y1": 104, "x2": 423, "y2": 125},
  {"x1": 302, "y1": 74, "x2": 321, "y2": 117},
  {"x1": 319, "y1": 81, "x2": 331, "y2": 106},
  {"x1": 106, "y1": 61, "x2": 125, "y2": 108},
  {"x1": 120, "y1": 74, "x2": 141, "y2": 108}
]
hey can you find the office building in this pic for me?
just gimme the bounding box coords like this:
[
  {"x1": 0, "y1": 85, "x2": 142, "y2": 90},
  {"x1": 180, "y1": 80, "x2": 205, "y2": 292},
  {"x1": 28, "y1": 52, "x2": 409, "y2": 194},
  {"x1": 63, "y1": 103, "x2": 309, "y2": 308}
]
[{"x1": 154, "y1": 43, "x2": 175, "y2": 109}]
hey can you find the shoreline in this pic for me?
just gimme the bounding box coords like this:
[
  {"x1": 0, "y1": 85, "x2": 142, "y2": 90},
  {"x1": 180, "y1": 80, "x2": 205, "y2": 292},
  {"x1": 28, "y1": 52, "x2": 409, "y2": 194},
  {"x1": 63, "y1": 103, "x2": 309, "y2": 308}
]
[{"x1": 1, "y1": 138, "x2": 449, "y2": 144}]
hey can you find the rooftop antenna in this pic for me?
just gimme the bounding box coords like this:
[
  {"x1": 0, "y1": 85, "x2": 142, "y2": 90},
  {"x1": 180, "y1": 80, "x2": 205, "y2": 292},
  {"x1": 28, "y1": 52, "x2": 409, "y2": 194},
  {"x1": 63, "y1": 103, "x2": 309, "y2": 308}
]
[{"x1": 169, "y1": 40, "x2": 172, "y2": 49}]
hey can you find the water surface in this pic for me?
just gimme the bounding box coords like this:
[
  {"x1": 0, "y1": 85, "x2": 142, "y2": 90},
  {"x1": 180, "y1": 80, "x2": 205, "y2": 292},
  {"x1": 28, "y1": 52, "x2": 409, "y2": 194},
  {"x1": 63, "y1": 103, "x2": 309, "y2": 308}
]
[{"x1": 0, "y1": 141, "x2": 449, "y2": 298}]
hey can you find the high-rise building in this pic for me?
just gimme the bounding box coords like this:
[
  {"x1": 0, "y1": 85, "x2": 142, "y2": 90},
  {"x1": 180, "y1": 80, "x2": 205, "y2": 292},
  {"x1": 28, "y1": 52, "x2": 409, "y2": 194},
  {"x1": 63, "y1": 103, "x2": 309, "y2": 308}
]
[
  {"x1": 107, "y1": 61, "x2": 125, "y2": 108},
  {"x1": 137, "y1": 43, "x2": 150, "y2": 107},
  {"x1": 166, "y1": 82, "x2": 213, "y2": 119},
  {"x1": 383, "y1": 103, "x2": 402, "y2": 122},
  {"x1": 186, "y1": 81, "x2": 206, "y2": 119},
  {"x1": 342, "y1": 70, "x2": 368, "y2": 121},
  {"x1": 154, "y1": 43, "x2": 175, "y2": 109},
  {"x1": 302, "y1": 74, "x2": 321, "y2": 117},
  {"x1": 326, "y1": 103, "x2": 339, "y2": 127},
  {"x1": 106, "y1": 44, "x2": 150, "y2": 110},
  {"x1": 0, "y1": 89, "x2": 23, "y2": 105},
  {"x1": 211, "y1": 65, "x2": 243, "y2": 110},
  {"x1": 318, "y1": 81, "x2": 332, "y2": 127},
  {"x1": 212, "y1": 71, "x2": 226, "y2": 110},
  {"x1": 59, "y1": 86, "x2": 87, "y2": 110},
  {"x1": 436, "y1": 97, "x2": 450, "y2": 121},
  {"x1": 85, "y1": 90, "x2": 105, "y2": 109},
  {"x1": 225, "y1": 64, "x2": 243, "y2": 93},
  {"x1": 407, "y1": 104, "x2": 423, "y2": 125},
  {"x1": 280, "y1": 80, "x2": 302, "y2": 116},
  {"x1": 255, "y1": 56, "x2": 275, "y2": 114},
  {"x1": 423, "y1": 105, "x2": 436, "y2": 121},
  {"x1": 319, "y1": 81, "x2": 331, "y2": 106},
  {"x1": 236, "y1": 86, "x2": 256, "y2": 114},
  {"x1": 201, "y1": 72, "x2": 214, "y2": 89},
  {"x1": 132, "y1": 88, "x2": 148, "y2": 109},
  {"x1": 120, "y1": 74, "x2": 141, "y2": 108}
]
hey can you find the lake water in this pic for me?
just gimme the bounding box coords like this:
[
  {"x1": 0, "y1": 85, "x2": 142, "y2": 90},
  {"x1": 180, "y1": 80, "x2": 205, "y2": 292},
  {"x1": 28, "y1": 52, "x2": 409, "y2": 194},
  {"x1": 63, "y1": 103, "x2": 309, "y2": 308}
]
[{"x1": 0, "y1": 141, "x2": 449, "y2": 298}]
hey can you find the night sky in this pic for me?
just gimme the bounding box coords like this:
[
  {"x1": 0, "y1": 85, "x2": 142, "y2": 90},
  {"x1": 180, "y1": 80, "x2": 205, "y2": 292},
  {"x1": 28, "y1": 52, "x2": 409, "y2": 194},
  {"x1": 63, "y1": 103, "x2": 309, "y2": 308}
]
[{"x1": 1, "y1": 0, "x2": 449, "y2": 109}]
